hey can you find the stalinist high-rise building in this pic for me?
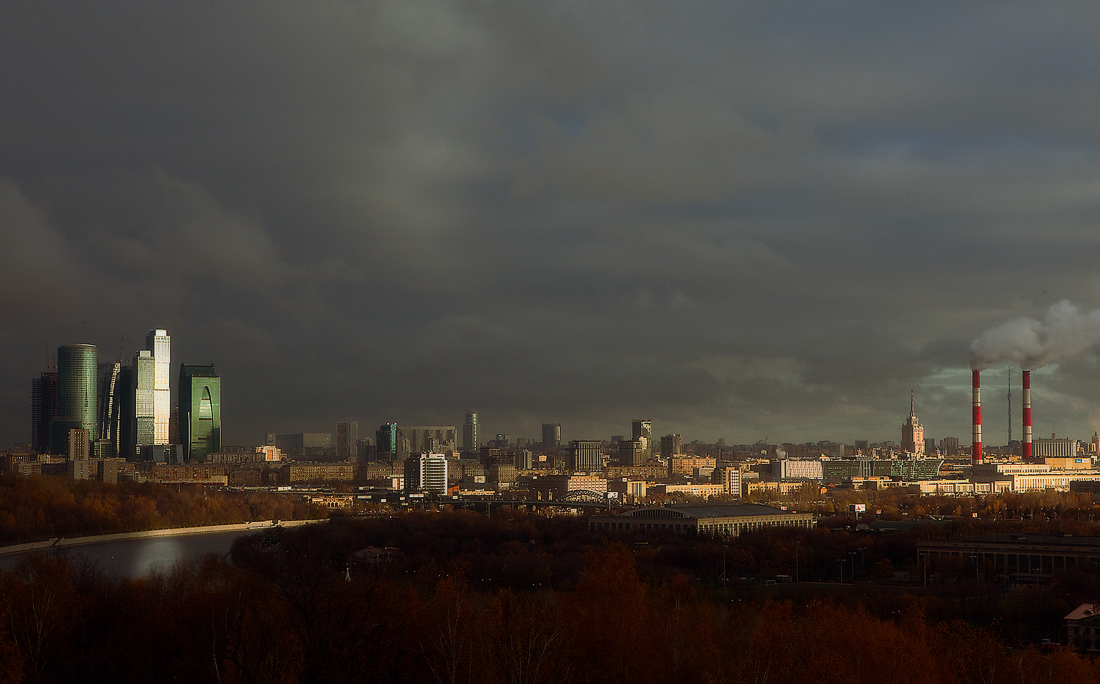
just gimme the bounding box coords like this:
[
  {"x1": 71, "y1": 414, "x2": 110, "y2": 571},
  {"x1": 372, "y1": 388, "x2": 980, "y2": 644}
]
[
  {"x1": 147, "y1": 329, "x2": 171, "y2": 445},
  {"x1": 901, "y1": 392, "x2": 924, "y2": 456}
]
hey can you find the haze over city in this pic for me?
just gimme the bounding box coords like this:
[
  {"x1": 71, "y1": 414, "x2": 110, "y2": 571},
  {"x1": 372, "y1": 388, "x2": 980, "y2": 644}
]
[{"x1": 7, "y1": 2, "x2": 1100, "y2": 447}]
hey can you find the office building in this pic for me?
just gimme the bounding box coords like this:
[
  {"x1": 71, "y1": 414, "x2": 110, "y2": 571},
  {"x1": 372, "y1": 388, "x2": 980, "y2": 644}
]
[
  {"x1": 405, "y1": 453, "x2": 448, "y2": 494},
  {"x1": 144, "y1": 330, "x2": 171, "y2": 445},
  {"x1": 30, "y1": 371, "x2": 58, "y2": 454},
  {"x1": 376, "y1": 423, "x2": 399, "y2": 461},
  {"x1": 264, "y1": 432, "x2": 331, "y2": 458},
  {"x1": 463, "y1": 411, "x2": 478, "y2": 451},
  {"x1": 303, "y1": 432, "x2": 331, "y2": 450},
  {"x1": 723, "y1": 467, "x2": 742, "y2": 497},
  {"x1": 670, "y1": 455, "x2": 718, "y2": 477},
  {"x1": 337, "y1": 421, "x2": 358, "y2": 462},
  {"x1": 632, "y1": 419, "x2": 653, "y2": 458},
  {"x1": 179, "y1": 365, "x2": 221, "y2": 461},
  {"x1": 940, "y1": 437, "x2": 959, "y2": 457},
  {"x1": 97, "y1": 362, "x2": 122, "y2": 443},
  {"x1": 399, "y1": 425, "x2": 457, "y2": 454},
  {"x1": 569, "y1": 439, "x2": 602, "y2": 472},
  {"x1": 1034, "y1": 434, "x2": 1077, "y2": 459},
  {"x1": 542, "y1": 423, "x2": 561, "y2": 450},
  {"x1": 111, "y1": 365, "x2": 134, "y2": 459},
  {"x1": 133, "y1": 350, "x2": 156, "y2": 458},
  {"x1": 660, "y1": 434, "x2": 682, "y2": 459},
  {"x1": 50, "y1": 344, "x2": 98, "y2": 455},
  {"x1": 618, "y1": 439, "x2": 646, "y2": 467}
]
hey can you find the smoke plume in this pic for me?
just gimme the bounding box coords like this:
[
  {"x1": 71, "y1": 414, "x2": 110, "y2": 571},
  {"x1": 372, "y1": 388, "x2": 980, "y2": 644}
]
[{"x1": 970, "y1": 300, "x2": 1100, "y2": 370}]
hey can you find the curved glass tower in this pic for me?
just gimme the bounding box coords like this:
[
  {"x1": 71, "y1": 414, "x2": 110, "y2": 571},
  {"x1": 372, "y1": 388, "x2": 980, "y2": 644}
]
[
  {"x1": 50, "y1": 344, "x2": 98, "y2": 454},
  {"x1": 179, "y1": 364, "x2": 221, "y2": 461}
]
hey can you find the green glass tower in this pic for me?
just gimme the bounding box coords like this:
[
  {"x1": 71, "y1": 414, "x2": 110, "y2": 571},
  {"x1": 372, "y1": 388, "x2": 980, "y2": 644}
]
[
  {"x1": 50, "y1": 344, "x2": 98, "y2": 454},
  {"x1": 179, "y1": 364, "x2": 221, "y2": 461}
]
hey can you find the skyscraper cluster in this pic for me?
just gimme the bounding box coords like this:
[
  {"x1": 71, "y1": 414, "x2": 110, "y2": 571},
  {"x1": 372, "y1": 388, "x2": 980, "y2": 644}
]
[{"x1": 31, "y1": 329, "x2": 222, "y2": 462}]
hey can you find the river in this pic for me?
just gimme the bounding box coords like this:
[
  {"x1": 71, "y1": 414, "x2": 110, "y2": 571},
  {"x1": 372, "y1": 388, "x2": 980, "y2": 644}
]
[{"x1": 0, "y1": 528, "x2": 259, "y2": 577}]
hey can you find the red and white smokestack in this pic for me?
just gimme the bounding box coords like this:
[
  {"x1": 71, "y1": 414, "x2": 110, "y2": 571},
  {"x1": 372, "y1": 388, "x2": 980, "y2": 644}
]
[
  {"x1": 972, "y1": 369, "x2": 983, "y2": 465},
  {"x1": 1022, "y1": 369, "x2": 1033, "y2": 460}
]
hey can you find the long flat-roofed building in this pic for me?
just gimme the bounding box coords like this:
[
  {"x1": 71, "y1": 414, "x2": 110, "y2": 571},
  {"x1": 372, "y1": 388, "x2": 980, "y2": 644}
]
[{"x1": 589, "y1": 503, "x2": 813, "y2": 536}]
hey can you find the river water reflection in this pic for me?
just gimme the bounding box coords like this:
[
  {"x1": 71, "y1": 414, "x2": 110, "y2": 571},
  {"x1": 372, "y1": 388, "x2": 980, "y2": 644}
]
[{"x1": 0, "y1": 529, "x2": 255, "y2": 577}]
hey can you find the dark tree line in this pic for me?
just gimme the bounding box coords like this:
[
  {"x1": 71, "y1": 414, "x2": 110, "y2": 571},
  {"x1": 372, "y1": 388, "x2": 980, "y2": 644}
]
[
  {"x1": 0, "y1": 474, "x2": 322, "y2": 545},
  {"x1": 0, "y1": 511, "x2": 1099, "y2": 683}
]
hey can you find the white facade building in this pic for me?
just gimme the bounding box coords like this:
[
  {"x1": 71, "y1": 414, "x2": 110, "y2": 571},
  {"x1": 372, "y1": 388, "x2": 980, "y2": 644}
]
[
  {"x1": 405, "y1": 453, "x2": 449, "y2": 494},
  {"x1": 146, "y1": 329, "x2": 171, "y2": 445},
  {"x1": 773, "y1": 459, "x2": 824, "y2": 481}
]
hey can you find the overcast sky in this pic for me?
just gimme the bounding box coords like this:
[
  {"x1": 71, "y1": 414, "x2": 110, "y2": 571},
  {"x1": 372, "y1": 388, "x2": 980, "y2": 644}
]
[{"x1": 5, "y1": 1, "x2": 1100, "y2": 448}]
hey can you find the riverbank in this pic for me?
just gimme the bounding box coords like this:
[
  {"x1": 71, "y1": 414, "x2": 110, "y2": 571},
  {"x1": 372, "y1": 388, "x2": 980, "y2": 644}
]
[{"x1": 0, "y1": 518, "x2": 324, "y2": 558}]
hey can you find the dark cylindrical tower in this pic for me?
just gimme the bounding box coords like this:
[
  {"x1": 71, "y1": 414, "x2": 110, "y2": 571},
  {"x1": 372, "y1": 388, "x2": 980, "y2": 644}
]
[{"x1": 50, "y1": 344, "x2": 98, "y2": 454}]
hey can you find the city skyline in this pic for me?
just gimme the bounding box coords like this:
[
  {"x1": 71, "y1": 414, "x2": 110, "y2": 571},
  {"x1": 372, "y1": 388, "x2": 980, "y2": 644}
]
[
  {"x1": 6, "y1": 330, "x2": 1089, "y2": 452},
  {"x1": 8, "y1": 4, "x2": 1100, "y2": 447}
]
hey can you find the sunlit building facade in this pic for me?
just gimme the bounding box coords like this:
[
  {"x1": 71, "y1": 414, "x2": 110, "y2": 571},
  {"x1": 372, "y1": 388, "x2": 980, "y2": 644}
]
[
  {"x1": 901, "y1": 394, "x2": 924, "y2": 455},
  {"x1": 147, "y1": 329, "x2": 171, "y2": 445},
  {"x1": 133, "y1": 350, "x2": 156, "y2": 458},
  {"x1": 405, "y1": 453, "x2": 448, "y2": 494},
  {"x1": 632, "y1": 419, "x2": 653, "y2": 458}
]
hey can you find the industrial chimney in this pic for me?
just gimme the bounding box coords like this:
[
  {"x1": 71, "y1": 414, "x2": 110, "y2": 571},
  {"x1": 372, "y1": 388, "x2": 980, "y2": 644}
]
[
  {"x1": 1022, "y1": 369, "x2": 1033, "y2": 460},
  {"x1": 972, "y1": 369, "x2": 983, "y2": 465}
]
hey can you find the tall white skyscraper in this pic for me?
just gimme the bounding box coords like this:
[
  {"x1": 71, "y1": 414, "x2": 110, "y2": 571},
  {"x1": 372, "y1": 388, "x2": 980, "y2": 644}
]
[{"x1": 147, "y1": 329, "x2": 171, "y2": 445}]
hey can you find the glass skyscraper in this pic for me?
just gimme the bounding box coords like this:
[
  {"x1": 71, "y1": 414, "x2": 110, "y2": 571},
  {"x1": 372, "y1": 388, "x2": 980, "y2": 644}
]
[
  {"x1": 541, "y1": 423, "x2": 561, "y2": 449},
  {"x1": 97, "y1": 361, "x2": 122, "y2": 442},
  {"x1": 133, "y1": 350, "x2": 155, "y2": 456},
  {"x1": 146, "y1": 329, "x2": 171, "y2": 445},
  {"x1": 376, "y1": 423, "x2": 398, "y2": 461},
  {"x1": 462, "y1": 411, "x2": 478, "y2": 452},
  {"x1": 50, "y1": 344, "x2": 98, "y2": 455},
  {"x1": 31, "y1": 371, "x2": 58, "y2": 454},
  {"x1": 179, "y1": 364, "x2": 221, "y2": 461}
]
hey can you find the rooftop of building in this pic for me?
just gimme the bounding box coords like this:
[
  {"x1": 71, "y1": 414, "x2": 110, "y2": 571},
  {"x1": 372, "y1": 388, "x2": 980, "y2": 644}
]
[
  {"x1": 180, "y1": 364, "x2": 218, "y2": 377},
  {"x1": 621, "y1": 503, "x2": 798, "y2": 519},
  {"x1": 920, "y1": 533, "x2": 1100, "y2": 549}
]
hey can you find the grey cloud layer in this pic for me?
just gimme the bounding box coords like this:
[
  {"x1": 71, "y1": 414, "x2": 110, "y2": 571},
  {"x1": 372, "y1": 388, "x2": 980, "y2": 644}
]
[{"x1": 4, "y1": 1, "x2": 1100, "y2": 446}]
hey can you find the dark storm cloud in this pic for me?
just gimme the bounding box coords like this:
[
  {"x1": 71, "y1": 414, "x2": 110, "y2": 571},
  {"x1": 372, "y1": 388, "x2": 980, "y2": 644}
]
[{"x1": 6, "y1": 1, "x2": 1100, "y2": 447}]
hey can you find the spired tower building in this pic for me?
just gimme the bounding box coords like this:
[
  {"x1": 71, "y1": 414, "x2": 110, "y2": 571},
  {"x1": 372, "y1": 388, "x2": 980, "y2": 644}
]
[{"x1": 901, "y1": 392, "x2": 925, "y2": 456}]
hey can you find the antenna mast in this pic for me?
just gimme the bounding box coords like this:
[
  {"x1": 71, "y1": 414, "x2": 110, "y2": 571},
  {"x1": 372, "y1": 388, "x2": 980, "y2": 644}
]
[{"x1": 1006, "y1": 367, "x2": 1012, "y2": 447}]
